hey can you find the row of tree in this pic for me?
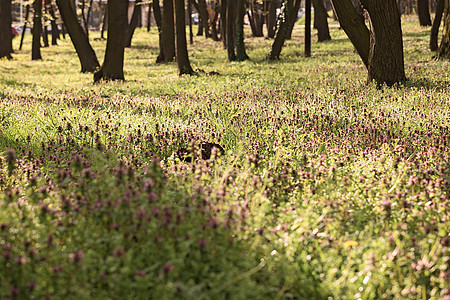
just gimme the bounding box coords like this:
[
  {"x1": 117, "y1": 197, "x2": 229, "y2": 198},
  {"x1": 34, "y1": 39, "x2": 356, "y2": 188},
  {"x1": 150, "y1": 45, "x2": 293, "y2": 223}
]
[{"x1": 1, "y1": 0, "x2": 449, "y2": 86}]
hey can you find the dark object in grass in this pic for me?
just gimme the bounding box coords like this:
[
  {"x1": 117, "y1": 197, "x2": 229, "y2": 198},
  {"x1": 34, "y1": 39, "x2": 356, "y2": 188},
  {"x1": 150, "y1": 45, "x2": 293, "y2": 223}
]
[{"x1": 177, "y1": 142, "x2": 225, "y2": 162}]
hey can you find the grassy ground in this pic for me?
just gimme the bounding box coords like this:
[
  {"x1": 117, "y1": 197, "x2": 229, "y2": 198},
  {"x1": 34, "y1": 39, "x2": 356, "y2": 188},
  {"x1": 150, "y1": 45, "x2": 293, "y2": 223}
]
[{"x1": 0, "y1": 17, "x2": 449, "y2": 299}]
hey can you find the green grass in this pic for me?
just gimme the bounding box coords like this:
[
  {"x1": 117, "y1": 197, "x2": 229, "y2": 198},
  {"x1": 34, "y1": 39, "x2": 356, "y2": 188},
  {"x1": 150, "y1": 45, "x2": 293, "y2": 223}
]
[{"x1": 0, "y1": 17, "x2": 449, "y2": 299}]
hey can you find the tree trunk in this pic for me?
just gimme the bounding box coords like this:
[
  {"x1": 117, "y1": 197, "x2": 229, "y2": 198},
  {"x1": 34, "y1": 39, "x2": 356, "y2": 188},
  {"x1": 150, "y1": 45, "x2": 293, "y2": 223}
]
[
  {"x1": 154, "y1": 0, "x2": 165, "y2": 63},
  {"x1": 161, "y1": 0, "x2": 176, "y2": 62},
  {"x1": 221, "y1": 0, "x2": 227, "y2": 48},
  {"x1": 210, "y1": 6, "x2": 220, "y2": 41},
  {"x1": 417, "y1": 0, "x2": 432, "y2": 26},
  {"x1": 20, "y1": 5, "x2": 31, "y2": 50},
  {"x1": 95, "y1": 0, "x2": 128, "y2": 82},
  {"x1": 267, "y1": 0, "x2": 278, "y2": 38},
  {"x1": 438, "y1": 0, "x2": 450, "y2": 59},
  {"x1": 197, "y1": 0, "x2": 211, "y2": 38},
  {"x1": 188, "y1": 0, "x2": 193, "y2": 43},
  {"x1": 57, "y1": 0, "x2": 100, "y2": 72},
  {"x1": 147, "y1": 3, "x2": 152, "y2": 32},
  {"x1": 0, "y1": 0, "x2": 13, "y2": 59},
  {"x1": 47, "y1": 0, "x2": 60, "y2": 45},
  {"x1": 360, "y1": 0, "x2": 406, "y2": 84},
  {"x1": 125, "y1": 0, "x2": 142, "y2": 47},
  {"x1": 312, "y1": 0, "x2": 331, "y2": 41},
  {"x1": 286, "y1": 0, "x2": 301, "y2": 39},
  {"x1": 227, "y1": 0, "x2": 236, "y2": 60},
  {"x1": 267, "y1": 0, "x2": 292, "y2": 59},
  {"x1": 100, "y1": 2, "x2": 108, "y2": 39},
  {"x1": 175, "y1": 0, "x2": 194, "y2": 75},
  {"x1": 330, "y1": 0, "x2": 370, "y2": 68},
  {"x1": 236, "y1": 0, "x2": 249, "y2": 60},
  {"x1": 32, "y1": 0, "x2": 43, "y2": 60},
  {"x1": 430, "y1": 0, "x2": 444, "y2": 51},
  {"x1": 305, "y1": 0, "x2": 311, "y2": 56}
]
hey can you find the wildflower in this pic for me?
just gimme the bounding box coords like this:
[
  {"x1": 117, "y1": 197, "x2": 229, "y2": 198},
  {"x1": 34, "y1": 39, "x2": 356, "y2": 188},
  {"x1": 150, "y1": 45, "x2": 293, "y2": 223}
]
[{"x1": 342, "y1": 240, "x2": 358, "y2": 248}]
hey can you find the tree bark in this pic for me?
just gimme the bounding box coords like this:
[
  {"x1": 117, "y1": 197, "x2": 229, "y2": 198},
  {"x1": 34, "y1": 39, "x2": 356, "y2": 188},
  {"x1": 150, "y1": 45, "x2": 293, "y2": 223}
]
[
  {"x1": 221, "y1": 0, "x2": 227, "y2": 48},
  {"x1": 330, "y1": 0, "x2": 370, "y2": 68},
  {"x1": 175, "y1": 0, "x2": 194, "y2": 75},
  {"x1": 57, "y1": 0, "x2": 100, "y2": 72},
  {"x1": 417, "y1": 0, "x2": 432, "y2": 26},
  {"x1": 227, "y1": 0, "x2": 236, "y2": 61},
  {"x1": 438, "y1": 0, "x2": 450, "y2": 59},
  {"x1": 286, "y1": 0, "x2": 301, "y2": 39},
  {"x1": 161, "y1": 0, "x2": 176, "y2": 62},
  {"x1": 267, "y1": 0, "x2": 292, "y2": 59},
  {"x1": 360, "y1": 0, "x2": 406, "y2": 84},
  {"x1": 95, "y1": 0, "x2": 128, "y2": 82},
  {"x1": 236, "y1": 0, "x2": 249, "y2": 60},
  {"x1": 125, "y1": 0, "x2": 142, "y2": 47},
  {"x1": 312, "y1": 0, "x2": 331, "y2": 41},
  {"x1": 0, "y1": 0, "x2": 13, "y2": 59},
  {"x1": 267, "y1": 0, "x2": 278, "y2": 38},
  {"x1": 430, "y1": 0, "x2": 444, "y2": 51},
  {"x1": 32, "y1": 0, "x2": 43, "y2": 60}
]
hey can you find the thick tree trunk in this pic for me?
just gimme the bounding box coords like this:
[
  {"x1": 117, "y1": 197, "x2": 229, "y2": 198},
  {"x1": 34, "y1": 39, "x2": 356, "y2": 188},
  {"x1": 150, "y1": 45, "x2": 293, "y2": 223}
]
[
  {"x1": 57, "y1": 0, "x2": 99, "y2": 72},
  {"x1": 360, "y1": 0, "x2": 406, "y2": 84},
  {"x1": 330, "y1": 0, "x2": 370, "y2": 68},
  {"x1": 236, "y1": 0, "x2": 249, "y2": 60},
  {"x1": 438, "y1": 0, "x2": 450, "y2": 59},
  {"x1": 125, "y1": 0, "x2": 142, "y2": 47},
  {"x1": 161, "y1": 0, "x2": 176, "y2": 62},
  {"x1": 0, "y1": 0, "x2": 13, "y2": 59},
  {"x1": 417, "y1": 0, "x2": 432, "y2": 26},
  {"x1": 175, "y1": 0, "x2": 194, "y2": 75},
  {"x1": 430, "y1": 0, "x2": 445, "y2": 51},
  {"x1": 267, "y1": 0, "x2": 278, "y2": 38},
  {"x1": 227, "y1": 0, "x2": 236, "y2": 61},
  {"x1": 312, "y1": 0, "x2": 331, "y2": 41},
  {"x1": 221, "y1": 0, "x2": 227, "y2": 48},
  {"x1": 95, "y1": 0, "x2": 128, "y2": 82},
  {"x1": 267, "y1": 0, "x2": 292, "y2": 59},
  {"x1": 32, "y1": 0, "x2": 43, "y2": 60}
]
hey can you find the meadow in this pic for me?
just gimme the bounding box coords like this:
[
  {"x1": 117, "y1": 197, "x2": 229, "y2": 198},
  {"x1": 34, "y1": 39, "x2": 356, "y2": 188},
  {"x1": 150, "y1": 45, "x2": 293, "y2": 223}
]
[{"x1": 0, "y1": 17, "x2": 449, "y2": 299}]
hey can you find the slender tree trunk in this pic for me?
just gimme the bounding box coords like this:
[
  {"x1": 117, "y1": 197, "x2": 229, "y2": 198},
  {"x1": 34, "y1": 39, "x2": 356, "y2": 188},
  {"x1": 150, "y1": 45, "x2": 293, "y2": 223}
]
[
  {"x1": 47, "y1": 0, "x2": 60, "y2": 45},
  {"x1": 417, "y1": 0, "x2": 432, "y2": 26},
  {"x1": 161, "y1": 0, "x2": 176, "y2": 62},
  {"x1": 43, "y1": 23, "x2": 50, "y2": 47},
  {"x1": 360, "y1": 0, "x2": 406, "y2": 84},
  {"x1": 147, "y1": 3, "x2": 152, "y2": 32},
  {"x1": 211, "y1": 6, "x2": 220, "y2": 41},
  {"x1": 57, "y1": 0, "x2": 100, "y2": 72},
  {"x1": 305, "y1": 0, "x2": 311, "y2": 56},
  {"x1": 175, "y1": 0, "x2": 194, "y2": 75},
  {"x1": 267, "y1": 0, "x2": 292, "y2": 59},
  {"x1": 330, "y1": 0, "x2": 370, "y2": 68},
  {"x1": 32, "y1": 0, "x2": 43, "y2": 60},
  {"x1": 236, "y1": 0, "x2": 249, "y2": 60},
  {"x1": 0, "y1": 0, "x2": 13, "y2": 59},
  {"x1": 20, "y1": 5, "x2": 31, "y2": 50},
  {"x1": 312, "y1": 0, "x2": 331, "y2": 41},
  {"x1": 125, "y1": 0, "x2": 142, "y2": 47},
  {"x1": 197, "y1": 0, "x2": 211, "y2": 38},
  {"x1": 221, "y1": 0, "x2": 227, "y2": 48},
  {"x1": 86, "y1": 0, "x2": 94, "y2": 37},
  {"x1": 188, "y1": 0, "x2": 193, "y2": 43},
  {"x1": 286, "y1": 0, "x2": 301, "y2": 39},
  {"x1": 154, "y1": 0, "x2": 165, "y2": 62},
  {"x1": 247, "y1": 10, "x2": 258, "y2": 36},
  {"x1": 267, "y1": 0, "x2": 278, "y2": 38},
  {"x1": 227, "y1": 0, "x2": 236, "y2": 60},
  {"x1": 100, "y1": 2, "x2": 108, "y2": 39},
  {"x1": 438, "y1": 0, "x2": 450, "y2": 59},
  {"x1": 430, "y1": 0, "x2": 444, "y2": 51},
  {"x1": 95, "y1": 0, "x2": 129, "y2": 82}
]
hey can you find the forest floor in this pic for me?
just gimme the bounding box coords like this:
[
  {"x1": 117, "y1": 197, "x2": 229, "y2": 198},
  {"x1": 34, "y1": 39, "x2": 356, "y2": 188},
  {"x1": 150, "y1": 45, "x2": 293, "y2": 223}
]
[{"x1": 0, "y1": 17, "x2": 449, "y2": 299}]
